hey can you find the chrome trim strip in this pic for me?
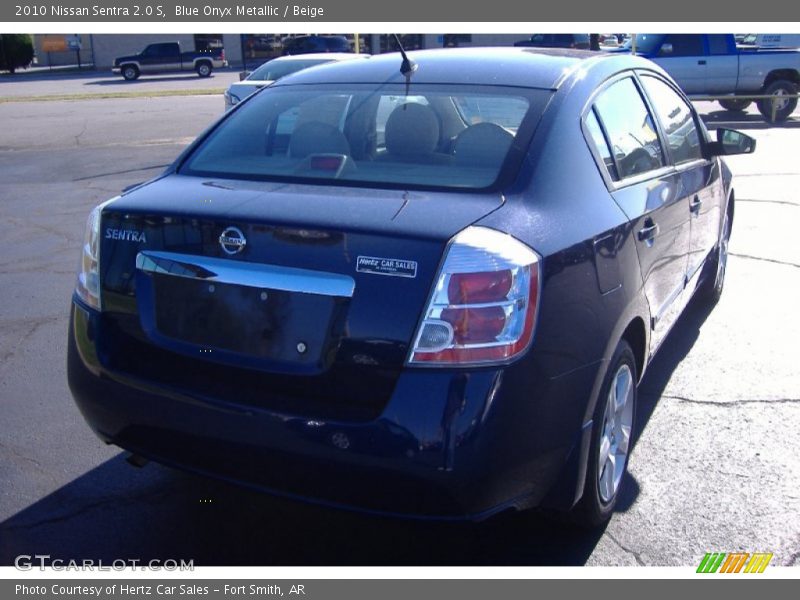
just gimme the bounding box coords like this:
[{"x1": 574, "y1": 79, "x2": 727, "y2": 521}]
[{"x1": 136, "y1": 251, "x2": 355, "y2": 298}]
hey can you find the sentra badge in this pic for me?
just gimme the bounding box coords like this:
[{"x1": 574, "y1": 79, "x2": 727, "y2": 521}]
[
  {"x1": 356, "y1": 256, "x2": 417, "y2": 278},
  {"x1": 105, "y1": 228, "x2": 146, "y2": 243}
]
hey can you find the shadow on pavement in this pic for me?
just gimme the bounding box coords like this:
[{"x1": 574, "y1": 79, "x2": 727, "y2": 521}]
[
  {"x1": 0, "y1": 299, "x2": 714, "y2": 567},
  {"x1": 85, "y1": 75, "x2": 224, "y2": 87},
  {"x1": 0, "y1": 454, "x2": 604, "y2": 566}
]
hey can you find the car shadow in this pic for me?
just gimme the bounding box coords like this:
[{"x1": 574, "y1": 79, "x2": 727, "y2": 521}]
[
  {"x1": 0, "y1": 454, "x2": 605, "y2": 566},
  {"x1": 85, "y1": 75, "x2": 222, "y2": 87},
  {"x1": 0, "y1": 299, "x2": 714, "y2": 567}
]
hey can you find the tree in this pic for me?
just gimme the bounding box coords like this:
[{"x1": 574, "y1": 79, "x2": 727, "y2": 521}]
[
  {"x1": 0, "y1": 34, "x2": 34, "y2": 74},
  {"x1": 590, "y1": 34, "x2": 600, "y2": 51}
]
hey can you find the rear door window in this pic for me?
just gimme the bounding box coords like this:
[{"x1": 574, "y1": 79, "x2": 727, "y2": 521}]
[
  {"x1": 584, "y1": 109, "x2": 619, "y2": 180},
  {"x1": 592, "y1": 77, "x2": 666, "y2": 180},
  {"x1": 660, "y1": 34, "x2": 704, "y2": 57},
  {"x1": 707, "y1": 35, "x2": 730, "y2": 55}
]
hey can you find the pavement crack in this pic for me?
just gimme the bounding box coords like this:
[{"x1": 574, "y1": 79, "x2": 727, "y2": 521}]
[
  {"x1": 605, "y1": 532, "x2": 646, "y2": 566},
  {"x1": 641, "y1": 392, "x2": 800, "y2": 407},
  {"x1": 74, "y1": 118, "x2": 88, "y2": 147},
  {"x1": 0, "y1": 315, "x2": 63, "y2": 365},
  {"x1": 0, "y1": 487, "x2": 174, "y2": 532},
  {"x1": 736, "y1": 198, "x2": 798, "y2": 208},
  {"x1": 729, "y1": 253, "x2": 800, "y2": 269},
  {"x1": 73, "y1": 163, "x2": 169, "y2": 182}
]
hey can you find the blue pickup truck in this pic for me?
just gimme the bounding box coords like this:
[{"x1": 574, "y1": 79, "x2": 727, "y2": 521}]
[
  {"x1": 112, "y1": 42, "x2": 227, "y2": 81},
  {"x1": 616, "y1": 34, "x2": 800, "y2": 121}
]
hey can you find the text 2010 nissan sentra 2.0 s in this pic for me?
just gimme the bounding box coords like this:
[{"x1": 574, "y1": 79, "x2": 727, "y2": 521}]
[{"x1": 68, "y1": 48, "x2": 755, "y2": 526}]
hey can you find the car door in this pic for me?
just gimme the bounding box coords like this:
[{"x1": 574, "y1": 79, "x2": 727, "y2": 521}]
[
  {"x1": 156, "y1": 43, "x2": 182, "y2": 71},
  {"x1": 639, "y1": 73, "x2": 722, "y2": 286},
  {"x1": 703, "y1": 35, "x2": 740, "y2": 94},
  {"x1": 587, "y1": 75, "x2": 692, "y2": 353},
  {"x1": 652, "y1": 34, "x2": 707, "y2": 94},
  {"x1": 140, "y1": 43, "x2": 177, "y2": 73}
]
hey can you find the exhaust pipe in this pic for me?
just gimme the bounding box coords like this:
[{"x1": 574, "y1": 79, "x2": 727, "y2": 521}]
[{"x1": 125, "y1": 453, "x2": 149, "y2": 468}]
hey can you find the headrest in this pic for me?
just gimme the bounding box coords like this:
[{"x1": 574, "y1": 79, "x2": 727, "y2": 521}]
[
  {"x1": 453, "y1": 122, "x2": 514, "y2": 168},
  {"x1": 384, "y1": 103, "x2": 440, "y2": 157}
]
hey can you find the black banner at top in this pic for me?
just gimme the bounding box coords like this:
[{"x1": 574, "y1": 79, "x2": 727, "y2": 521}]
[{"x1": 3, "y1": 0, "x2": 800, "y2": 22}]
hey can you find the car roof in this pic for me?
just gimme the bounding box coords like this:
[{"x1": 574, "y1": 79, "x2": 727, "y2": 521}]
[{"x1": 274, "y1": 46, "x2": 616, "y2": 90}]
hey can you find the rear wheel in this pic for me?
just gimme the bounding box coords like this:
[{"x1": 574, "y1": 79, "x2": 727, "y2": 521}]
[
  {"x1": 757, "y1": 80, "x2": 798, "y2": 122},
  {"x1": 718, "y1": 98, "x2": 752, "y2": 112},
  {"x1": 196, "y1": 62, "x2": 212, "y2": 77},
  {"x1": 121, "y1": 65, "x2": 139, "y2": 81},
  {"x1": 571, "y1": 340, "x2": 637, "y2": 527}
]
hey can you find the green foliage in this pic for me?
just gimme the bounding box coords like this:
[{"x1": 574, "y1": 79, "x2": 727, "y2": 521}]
[{"x1": 0, "y1": 34, "x2": 35, "y2": 74}]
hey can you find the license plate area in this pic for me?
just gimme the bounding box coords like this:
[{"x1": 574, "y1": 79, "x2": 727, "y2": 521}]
[
  {"x1": 154, "y1": 276, "x2": 334, "y2": 363},
  {"x1": 135, "y1": 251, "x2": 354, "y2": 372}
]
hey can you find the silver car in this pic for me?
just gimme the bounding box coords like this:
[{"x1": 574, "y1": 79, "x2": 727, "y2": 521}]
[{"x1": 224, "y1": 53, "x2": 370, "y2": 110}]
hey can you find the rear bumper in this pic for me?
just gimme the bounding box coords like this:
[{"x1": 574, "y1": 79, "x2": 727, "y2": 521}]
[{"x1": 68, "y1": 299, "x2": 600, "y2": 520}]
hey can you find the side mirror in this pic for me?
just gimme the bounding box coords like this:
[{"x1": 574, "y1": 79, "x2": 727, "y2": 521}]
[
  {"x1": 708, "y1": 128, "x2": 757, "y2": 156},
  {"x1": 659, "y1": 43, "x2": 674, "y2": 55},
  {"x1": 239, "y1": 71, "x2": 251, "y2": 81}
]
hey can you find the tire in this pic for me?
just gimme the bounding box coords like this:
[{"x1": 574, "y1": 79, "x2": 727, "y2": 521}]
[
  {"x1": 571, "y1": 340, "x2": 637, "y2": 528},
  {"x1": 718, "y1": 98, "x2": 752, "y2": 112},
  {"x1": 196, "y1": 62, "x2": 212, "y2": 78},
  {"x1": 121, "y1": 65, "x2": 139, "y2": 81},
  {"x1": 699, "y1": 205, "x2": 732, "y2": 304},
  {"x1": 757, "y1": 79, "x2": 798, "y2": 123}
]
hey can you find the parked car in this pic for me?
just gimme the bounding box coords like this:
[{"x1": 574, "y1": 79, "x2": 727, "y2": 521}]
[
  {"x1": 281, "y1": 35, "x2": 352, "y2": 55},
  {"x1": 514, "y1": 34, "x2": 591, "y2": 50},
  {"x1": 600, "y1": 35, "x2": 621, "y2": 48},
  {"x1": 224, "y1": 53, "x2": 369, "y2": 110},
  {"x1": 112, "y1": 42, "x2": 227, "y2": 80},
  {"x1": 69, "y1": 48, "x2": 754, "y2": 526},
  {"x1": 615, "y1": 34, "x2": 800, "y2": 121}
]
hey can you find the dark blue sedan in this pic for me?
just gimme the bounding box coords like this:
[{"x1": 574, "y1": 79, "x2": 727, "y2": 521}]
[{"x1": 68, "y1": 47, "x2": 755, "y2": 526}]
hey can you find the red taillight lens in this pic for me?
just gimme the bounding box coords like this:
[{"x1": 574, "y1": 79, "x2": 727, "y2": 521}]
[
  {"x1": 408, "y1": 227, "x2": 541, "y2": 366},
  {"x1": 448, "y1": 270, "x2": 512, "y2": 304},
  {"x1": 442, "y1": 306, "x2": 507, "y2": 344}
]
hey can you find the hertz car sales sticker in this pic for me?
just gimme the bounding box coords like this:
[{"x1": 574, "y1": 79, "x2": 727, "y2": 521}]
[{"x1": 356, "y1": 256, "x2": 418, "y2": 278}]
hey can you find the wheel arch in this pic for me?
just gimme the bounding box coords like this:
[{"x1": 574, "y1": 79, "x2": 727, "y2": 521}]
[
  {"x1": 620, "y1": 316, "x2": 647, "y2": 384},
  {"x1": 763, "y1": 69, "x2": 800, "y2": 88},
  {"x1": 555, "y1": 307, "x2": 650, "y2": 510}
]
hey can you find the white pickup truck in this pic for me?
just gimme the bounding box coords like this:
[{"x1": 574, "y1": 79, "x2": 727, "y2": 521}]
[{"x1": 615, "y1": 34, "x2": 800, "y2": 121}]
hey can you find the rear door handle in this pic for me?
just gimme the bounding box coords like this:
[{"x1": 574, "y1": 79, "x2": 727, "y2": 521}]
[
  {"x1": 698, "y1": 60, "x2": 707, "y2": 65},
  {"x1": 638, "y1": 220, "x2": 660, "y2": 242},
  {"x1": 690, "y1": 196, "x2": 702, "y2": 214}
]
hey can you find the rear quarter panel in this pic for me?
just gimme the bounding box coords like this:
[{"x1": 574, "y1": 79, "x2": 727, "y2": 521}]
[{"x1": 476, "y1": 58, "x2": 650, "y2": 412}]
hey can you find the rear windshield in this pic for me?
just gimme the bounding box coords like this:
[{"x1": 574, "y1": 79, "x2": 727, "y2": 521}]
[{"x1": 180, "y1": 83, "x2": 551, "y2": 190}]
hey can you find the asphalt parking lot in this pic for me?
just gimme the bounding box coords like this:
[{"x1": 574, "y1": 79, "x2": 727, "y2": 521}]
[{"x1": 0, "y1": 83, "x2": 798, "y2": 567}]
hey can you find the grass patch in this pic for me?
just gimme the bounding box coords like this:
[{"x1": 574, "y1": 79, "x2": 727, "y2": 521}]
[{"x1": 0, "y1": 88, "x2": 225, "y2": 103}]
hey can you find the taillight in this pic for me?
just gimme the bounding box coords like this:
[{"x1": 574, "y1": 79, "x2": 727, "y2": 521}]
[
  {"x1": 408, "y1": 226, "x2": 541, "y2": 366},
  {"x1": 75, "y1": 198, "x2": 116, "y2": 311}
]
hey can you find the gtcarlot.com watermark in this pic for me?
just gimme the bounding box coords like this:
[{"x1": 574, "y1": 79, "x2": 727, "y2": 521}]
[{"x1": 14, "y1": 554, "x2": 194, "y2": 571}]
